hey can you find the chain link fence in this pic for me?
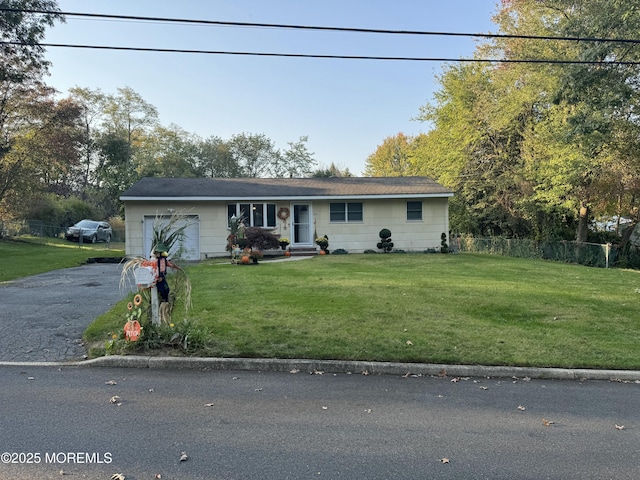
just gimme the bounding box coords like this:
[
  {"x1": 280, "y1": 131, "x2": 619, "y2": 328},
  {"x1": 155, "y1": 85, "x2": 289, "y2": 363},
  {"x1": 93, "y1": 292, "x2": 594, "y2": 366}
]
[
  {"x1": 453, "y1": 235, "x2": 629, "y2": 269},
  {"x1": 0, "y1": 219, "x2": 124, "y2": 243},
  {"x1": 0, "y1": 219, "x2": 66, "y2": 239}
]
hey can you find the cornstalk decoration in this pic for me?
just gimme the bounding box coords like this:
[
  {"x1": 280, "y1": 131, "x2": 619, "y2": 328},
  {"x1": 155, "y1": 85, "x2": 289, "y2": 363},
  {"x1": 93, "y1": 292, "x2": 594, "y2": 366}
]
[{"x1": 120, "y1": 211, "x2": 194, "y2": 325}]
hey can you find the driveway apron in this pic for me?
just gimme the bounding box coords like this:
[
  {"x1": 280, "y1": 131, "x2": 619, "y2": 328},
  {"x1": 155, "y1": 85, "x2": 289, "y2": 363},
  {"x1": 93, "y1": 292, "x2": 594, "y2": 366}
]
[{"x1": 0, "y1": 263, "x2": 132, "y2": 362}]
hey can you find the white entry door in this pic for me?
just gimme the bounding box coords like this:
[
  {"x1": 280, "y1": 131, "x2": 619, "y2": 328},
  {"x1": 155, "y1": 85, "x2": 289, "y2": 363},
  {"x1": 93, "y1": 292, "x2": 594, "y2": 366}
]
[{"x1": 292, "y1": 204, "x2": 312, "y2": 245}]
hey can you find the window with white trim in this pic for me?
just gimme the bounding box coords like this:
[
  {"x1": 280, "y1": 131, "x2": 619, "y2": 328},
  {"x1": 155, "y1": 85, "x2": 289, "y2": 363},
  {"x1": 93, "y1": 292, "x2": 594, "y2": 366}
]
[
  {"x1": 228, "y1": 203, "x2": 277, "y2": 228},
  {"x1": 330, "y1": 202, "x2": 363, "y2": 222},
  {"x1": 406, "y1": 201, "x2": 423, "y2": 221}
]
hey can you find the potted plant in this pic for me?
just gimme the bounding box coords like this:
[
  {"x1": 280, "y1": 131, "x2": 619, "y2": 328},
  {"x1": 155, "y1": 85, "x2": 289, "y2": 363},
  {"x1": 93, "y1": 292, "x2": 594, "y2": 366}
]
[
  {"x1": 250, "y1": 250, "x2": 264, "y2": 264},
  {"x1": 315, "y1": 235, "x2": 329, "y2": 254},
  {"x1": 279, "y1": 237, "x2": 290, "y2": 250}
]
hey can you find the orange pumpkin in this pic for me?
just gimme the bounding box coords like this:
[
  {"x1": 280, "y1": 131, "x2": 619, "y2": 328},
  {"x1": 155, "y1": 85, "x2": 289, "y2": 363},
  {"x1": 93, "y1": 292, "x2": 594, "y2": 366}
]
[
  {"x1": 124, "y1": 320, "x2": 141, "y2": 342},
  {"x1": 284, "y1": 251, "x2": 291, "y2": 257},
  {"x1": 318, "y1": 250, "x2": 326, "y2": 255},
  {"x1": 241, "y1": 255, "x2": 250, "y2": 264}
]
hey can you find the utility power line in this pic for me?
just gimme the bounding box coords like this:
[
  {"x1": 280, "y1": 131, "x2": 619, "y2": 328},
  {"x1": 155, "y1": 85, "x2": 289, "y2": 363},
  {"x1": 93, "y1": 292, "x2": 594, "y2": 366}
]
[
  {"x1": 4, "y1": 7, "x2": 640, "y2": 45},
  {"x1": 3, "y1": 41, "x2": 639, "y2": 65},
  {"x1": 3, "y1": 7, "x2": 640, "y2": 65}
]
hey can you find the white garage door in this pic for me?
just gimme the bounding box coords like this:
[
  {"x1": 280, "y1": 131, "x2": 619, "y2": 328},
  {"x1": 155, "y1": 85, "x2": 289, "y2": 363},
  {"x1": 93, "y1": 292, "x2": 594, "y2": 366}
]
[{"x1": 143, "y1": 215, "x2": 200, "y2": 261}]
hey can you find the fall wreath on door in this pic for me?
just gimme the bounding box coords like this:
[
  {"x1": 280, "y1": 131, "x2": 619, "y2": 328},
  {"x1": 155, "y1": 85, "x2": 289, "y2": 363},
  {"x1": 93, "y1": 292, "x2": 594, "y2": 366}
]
[{"x1": 277, "y1": 207, "x2": 290, "y2": 221}]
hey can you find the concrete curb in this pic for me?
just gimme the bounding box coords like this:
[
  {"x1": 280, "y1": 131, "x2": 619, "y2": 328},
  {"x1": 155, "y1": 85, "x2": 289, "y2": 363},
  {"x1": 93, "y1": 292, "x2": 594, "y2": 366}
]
[{"x1": 3, "y1": 356, "x2": 639, "y2": 382}]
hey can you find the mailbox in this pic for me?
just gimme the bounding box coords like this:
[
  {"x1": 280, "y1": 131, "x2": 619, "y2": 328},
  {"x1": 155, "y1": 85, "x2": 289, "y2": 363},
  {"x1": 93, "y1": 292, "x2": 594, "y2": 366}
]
[{"x1": 134, "y1": 266, "x2": 155, "y2": 287}]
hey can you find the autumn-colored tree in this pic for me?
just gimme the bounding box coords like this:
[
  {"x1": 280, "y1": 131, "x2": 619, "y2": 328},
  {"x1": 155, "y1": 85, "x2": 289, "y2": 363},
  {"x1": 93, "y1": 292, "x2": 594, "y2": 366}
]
[
  {"x1": 136, "y1": 125, "x2": 200, "y2": 178},
  {"x1": 413, "y1": 0, "x2": 640, "y2": 240},
  {"x1": 364, "y1": 133, "x2": 416, "y2": 177},
  {"x1": 0, "y1": 0, "x2": 64, "y2": 218}
]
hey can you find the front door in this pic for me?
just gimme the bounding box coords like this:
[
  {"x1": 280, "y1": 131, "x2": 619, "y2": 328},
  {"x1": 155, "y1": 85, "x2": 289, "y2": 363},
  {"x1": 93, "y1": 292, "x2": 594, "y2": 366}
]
[{"x1": 292, "y1": 204, "x2": 312, "y2": 245}]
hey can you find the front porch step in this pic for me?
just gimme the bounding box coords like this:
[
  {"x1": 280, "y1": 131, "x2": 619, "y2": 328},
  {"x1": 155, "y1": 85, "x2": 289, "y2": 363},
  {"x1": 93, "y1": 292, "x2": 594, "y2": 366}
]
[{"x1": 288, "y1": 246, "x2": 318, "y2": 256}]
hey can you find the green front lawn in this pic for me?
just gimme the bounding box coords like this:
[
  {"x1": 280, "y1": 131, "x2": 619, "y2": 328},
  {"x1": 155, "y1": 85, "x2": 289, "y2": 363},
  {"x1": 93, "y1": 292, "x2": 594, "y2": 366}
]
[
  {"x1": 86, "y1": 253, "x2": 640, "y2": 370},
  {"x1": 0, "y1": 237, "x2": 124, "y2": 282}
]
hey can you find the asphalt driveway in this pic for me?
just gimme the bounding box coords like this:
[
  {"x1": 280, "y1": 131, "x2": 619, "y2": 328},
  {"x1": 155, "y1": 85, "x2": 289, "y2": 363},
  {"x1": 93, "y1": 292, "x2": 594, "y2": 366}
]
[{"x1": 0, "y1": 263, "x2": 132, "y2": 362}]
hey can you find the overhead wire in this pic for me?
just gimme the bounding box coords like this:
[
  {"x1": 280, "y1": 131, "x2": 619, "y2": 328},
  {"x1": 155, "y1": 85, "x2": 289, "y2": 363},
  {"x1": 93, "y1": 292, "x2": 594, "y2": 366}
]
[
  {"x1": 2, "y1": 7, "x2": 640, "y2": 65},
  {"x1": 5, "y1": 7, "x2": 640, "y2": 45},
  {"x1": 2, "y1": 42, "x2": 637, "y2": 65}
]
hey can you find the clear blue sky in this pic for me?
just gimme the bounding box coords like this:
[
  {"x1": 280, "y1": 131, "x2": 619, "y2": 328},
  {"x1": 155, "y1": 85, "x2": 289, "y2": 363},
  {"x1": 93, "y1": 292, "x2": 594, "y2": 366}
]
[{"x1": 43, "y1": 0, "x2": 499, "y2": 176}]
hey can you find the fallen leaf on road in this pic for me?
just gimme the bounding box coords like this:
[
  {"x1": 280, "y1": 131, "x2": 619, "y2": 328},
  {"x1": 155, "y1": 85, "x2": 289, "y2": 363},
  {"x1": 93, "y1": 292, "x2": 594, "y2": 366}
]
[
  {"x1": 542, "y1": 418, "x2": 554, "y2": 426},
  {"x1": 517, "y1": 405, "x2": 526, "y2": 411},
  {"x1": 290, "y1": 369, "x2": 300, "y2": 374},
  {"x1": 109, "y1": 395, "x2": 121, "y2": 405},
  {"x1": 440, "y1": 458, "x2": 450, "y2": 464},
  {"x1": 479, "y1": 386, "x2": 489, "y2": 390},
  {"x1": 111, "y1": 474, "x2": 125, "y2": 480},
  {"x1": 615, "y1": 424, "x2": 625, "y2": 430},
  {"x1": 179, "y1": 451, "x2": 188, "y2": 462},
  {"x1": 204, "y1": 403, "x2": 215, "y2": 407},
  {"x1": 105, "y1": 380, "x2": 117, "y2": 385}
]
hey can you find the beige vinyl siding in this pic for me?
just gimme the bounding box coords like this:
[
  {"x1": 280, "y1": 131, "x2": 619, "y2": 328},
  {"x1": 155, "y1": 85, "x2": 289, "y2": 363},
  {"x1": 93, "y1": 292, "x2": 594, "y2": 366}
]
[{"x1": 124, "y1": 197, "x2": 449, "y2": 258}]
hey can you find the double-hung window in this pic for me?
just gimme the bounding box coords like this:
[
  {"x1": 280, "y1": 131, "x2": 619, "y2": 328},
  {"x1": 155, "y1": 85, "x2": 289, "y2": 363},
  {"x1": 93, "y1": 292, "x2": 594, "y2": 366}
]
[
  {"x1": 228, "y1": 203, "x2": 277, "y2": 228},
  {"x1": 330, "y1": 202, "x2": 363, "y2": 222},
  {"x1": 406, "y1": 201, "x2": 423, "y2": 221}
]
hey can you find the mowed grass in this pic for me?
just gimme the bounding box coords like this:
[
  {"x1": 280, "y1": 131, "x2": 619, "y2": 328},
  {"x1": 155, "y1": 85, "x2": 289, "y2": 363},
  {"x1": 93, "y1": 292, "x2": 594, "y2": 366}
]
[
  {"x1": 87, "y1": 253, "x2": 640, "y2": 370},
  {"x1": 0, "y1": 237, "x2": 124, "y2": 282}
]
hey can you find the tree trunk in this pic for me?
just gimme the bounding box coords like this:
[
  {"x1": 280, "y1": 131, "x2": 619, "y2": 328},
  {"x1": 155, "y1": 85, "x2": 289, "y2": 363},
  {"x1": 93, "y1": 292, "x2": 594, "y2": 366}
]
[{"x1": 576, "y1": 203, "x2": 589, "y2": 242}]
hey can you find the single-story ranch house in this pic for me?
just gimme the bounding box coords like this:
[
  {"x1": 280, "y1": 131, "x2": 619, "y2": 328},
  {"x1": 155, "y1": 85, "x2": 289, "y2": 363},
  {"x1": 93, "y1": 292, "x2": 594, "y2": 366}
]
[{"x1": 120, "y1": 176, "x2": 454, "y2": 260}]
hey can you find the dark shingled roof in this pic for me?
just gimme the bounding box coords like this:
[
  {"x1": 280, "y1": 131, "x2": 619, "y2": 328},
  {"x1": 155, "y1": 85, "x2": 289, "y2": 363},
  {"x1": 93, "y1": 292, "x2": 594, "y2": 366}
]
[{"x1": 120, "y1": 177, "x2": 453, "y2": 200}]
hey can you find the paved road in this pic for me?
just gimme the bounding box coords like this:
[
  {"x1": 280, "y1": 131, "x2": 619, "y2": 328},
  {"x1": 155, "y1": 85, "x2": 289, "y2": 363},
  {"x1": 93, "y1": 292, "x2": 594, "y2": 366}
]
[
  {"x1": 0, "y1": 263, "x2": 132, "y2": 362},
  {"x1": 0, "y1": 365, "x2": 638, "y2": 480}
]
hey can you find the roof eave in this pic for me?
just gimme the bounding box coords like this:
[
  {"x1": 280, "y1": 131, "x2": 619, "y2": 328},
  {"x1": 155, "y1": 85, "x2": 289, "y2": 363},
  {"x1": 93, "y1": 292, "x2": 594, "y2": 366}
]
[{"x1": 120, "y1": 193, "x2": 454, "y2": 202}]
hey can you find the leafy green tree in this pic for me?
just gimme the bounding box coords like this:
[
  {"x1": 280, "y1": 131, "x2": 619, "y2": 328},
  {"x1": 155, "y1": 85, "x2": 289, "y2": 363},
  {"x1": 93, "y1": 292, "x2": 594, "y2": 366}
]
[
  {"x1": 93, "y1": 134, "x2": 134, "y2": 218},
  {"x1": 311, "y1": 162, "x2": 353, "y2": 178},
  {"x1": 136, "y1": 124, "x2": 200, "y2": 178},
  {"x1": 68, "y1": 86, "x2": 107, "y2": 197},
  {"x1": 93, "y1": 87, "x2": 158, "y2": 216},
  {"x1": 364, "y1": 133, "x2": 416, "y2": 177},
  {"x1": 0, "y1": 0, "x2": 63, "y2": 84},
  {"x1": 197, "y1": 135, "x2": 242, "y2": 178},
  {"x1": 413, "y1": 0, "x2": 640, "y2": 240},
  {"x1": 0, "y1": 0, "x2": 64, "y2": 218},
  {"x1": 273, "y1": 136, "x2": 316, "y2": 178},
  {"x1": 228, "y1": 133, "x2": 278, "y2": 178},
  {"x1": 101, "y1": 86, "x2": 158, "y2": 143}
]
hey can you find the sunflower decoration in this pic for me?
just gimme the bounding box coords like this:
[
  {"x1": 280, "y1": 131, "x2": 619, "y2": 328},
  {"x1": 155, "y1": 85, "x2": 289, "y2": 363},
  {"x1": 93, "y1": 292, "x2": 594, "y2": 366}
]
[
  {"x1": 125, "y1": 294, "x2": 143, "y2": 325},
  {"x1": 123, "y1": 293, "x2": 144, "y2": 342}
]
